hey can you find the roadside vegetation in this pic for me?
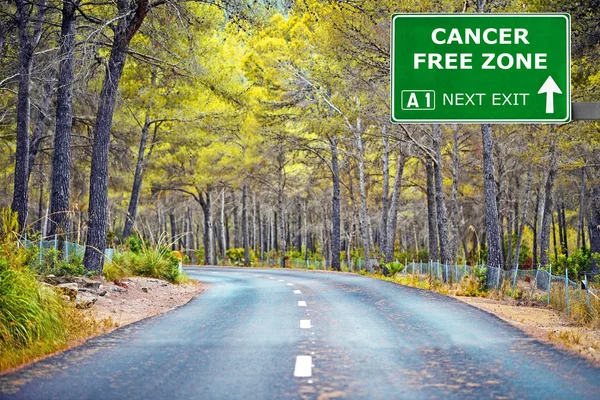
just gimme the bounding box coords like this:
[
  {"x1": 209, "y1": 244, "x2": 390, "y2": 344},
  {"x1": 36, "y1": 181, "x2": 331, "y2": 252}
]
[{"x1": 0, "y1": 210, "x2": 188, "y2": 373}]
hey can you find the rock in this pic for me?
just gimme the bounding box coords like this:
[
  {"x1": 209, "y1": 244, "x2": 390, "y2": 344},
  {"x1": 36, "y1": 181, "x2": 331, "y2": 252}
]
[
  {"x1": 76, "y1": 293, "x2": 98, "y2": 309},
  {"x1": 58, "y1": 282, "x2": 79, "y2": 291},
  {"x1": 57, "y1": 283, "x2": 78, "y2": 301},
  {"x1": 73, "y1": 277, "x2": 101, "y2": 290},
  {"x1": 382, "y1": 265, "x2": 390, "y2": 277},
  {"x1": 110, "y1": 286, "x2": 127, "y2": 293},
  {"x1": 44, "y1": 275, "x2": 101, "y2": 290},
  {"x1": 142, "y1": 287, "x2": 150, "y2": 293}
]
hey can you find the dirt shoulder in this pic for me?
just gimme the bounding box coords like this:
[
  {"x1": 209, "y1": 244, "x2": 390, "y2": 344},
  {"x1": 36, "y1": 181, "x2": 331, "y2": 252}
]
[
  {"x1": 455, "y1": 296, "x2": 600, "y2": 366},
  {"x1": 91, "y1": 277, "x2": 204, "y2": 329}
]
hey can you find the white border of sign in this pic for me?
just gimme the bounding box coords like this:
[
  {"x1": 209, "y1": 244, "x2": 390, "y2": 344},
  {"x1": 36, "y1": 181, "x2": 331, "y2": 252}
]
[{"x1": 390, "y1": 14, "x2": 571, "y2": 124}]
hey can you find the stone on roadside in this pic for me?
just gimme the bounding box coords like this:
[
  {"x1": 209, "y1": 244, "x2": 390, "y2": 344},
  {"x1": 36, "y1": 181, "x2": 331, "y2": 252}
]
[
  {"x1": 76, "y1": 292, "x2": 98, "y2": 309},
  {"x1": 142, "y1": 287, "x2": 150, "y2": 293}
]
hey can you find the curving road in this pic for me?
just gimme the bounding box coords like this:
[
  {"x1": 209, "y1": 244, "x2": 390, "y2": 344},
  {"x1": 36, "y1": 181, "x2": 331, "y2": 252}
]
[{"x1": 1, "y1": 267, "x2": 599, "y2": 399}]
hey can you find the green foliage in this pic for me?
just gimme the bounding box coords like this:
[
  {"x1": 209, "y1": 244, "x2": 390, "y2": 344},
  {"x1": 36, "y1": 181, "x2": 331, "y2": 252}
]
[
  {"x1": 386, "y1": 261, "x2": 404, "y2": 277},
  {"x1": 104, "y1": 246, "x2": 185, "y2": 283},
  {"x1": 0, "y1": 237, "x2": 108, "y2": 371},
  {"x1": 33, "y1": 248, "x2": 86, "y2": 277},
  {"x1": 552, "y1": 248, "x2": 594, "y2": 280},
  {"x1": 125, "y1": 234, "x2": 143, "y2": 254},
  {"x1": 226, "y1": 247, "x2": 256, "y2": 266}
]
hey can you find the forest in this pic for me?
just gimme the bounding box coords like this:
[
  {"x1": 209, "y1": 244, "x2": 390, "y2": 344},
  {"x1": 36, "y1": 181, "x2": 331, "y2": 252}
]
[{"x1": 0, "y1": 0, "x2": 599, "y2": 279}]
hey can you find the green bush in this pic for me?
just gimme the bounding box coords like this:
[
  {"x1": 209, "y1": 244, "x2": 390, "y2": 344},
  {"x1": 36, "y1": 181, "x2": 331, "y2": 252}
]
[
  {"x1": 33, "y1": 248, "x2": 86, "y2": 277},
  {"x1": 386, "y1": 261, "x2": 405, "y2": 277},
  {"x1": 103, "y1": 246, "x2": 185, "y2": 283}
]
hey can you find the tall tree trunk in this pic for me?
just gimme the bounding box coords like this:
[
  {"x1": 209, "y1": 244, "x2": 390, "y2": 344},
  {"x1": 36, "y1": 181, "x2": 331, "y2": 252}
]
[
  {"x1": 481, "y1": 123, "x2": 503, "y2": 270},
  {"x1": 560, "y1": 202, "x2": 569, "y2": 256},
  {"x1": 277, "y1": 147, "x2": 286, "y2": 267},
  {"x1": 187, "y1": 207, "x2": 196, "y2": 264},
  {"x1": 380, "y1": 126, "x2": 390, "y2": 259},
  {"x1": 578, "y1": 168, "x2": 586, "y2": 249},
  {"x1": 199, "y1": 190, "x2": 213, "y2": 265},
  {"x1": 84, "y1": 0, "x2": 150, "y2": 273},
  {"x1": 425, "y1": 160, "x2": 439, "y2": 261},
  {"x1": 12, "y1": 0, "x2": 47, "y2": 230},
  {"x1": 123, "y1": 116, "x2": 150, "y2": 239},
  {"x1": 48, "y1": 0, "x2": 77, "y2": 238},
  {"x1": 432, "y1": 124, "x2": 452, "y2": 269},
  {"x1": 220, "y1": 189, "x2": 227, "y2": 259},
  {"x1": 355, "y1": 124, "x2": 371, "y2": 271},
  {"x1": 170, "y1": 213, "x2": 176, "y2": 250},
  {"x1": 449, "y1": 128, "x2": 460, "y2": 262},
  {"x1": 385, "y1": 150, "x2": 406, "y2": 262},
  {"x1": 331, "y1": 137, "x2": 341, "y2": 271},
  {"x1": 242, "y1": 183, "x2": 250, "y2": 266},
  {"x1": 513, "y1": 164, "x2": 534, "y2": 267},
  {"x1": 540, "y1": 145, "x2": 558, "y2": 267},
  {"x1": 28, "y1": 79, "x2": 53, "y2": 180}
]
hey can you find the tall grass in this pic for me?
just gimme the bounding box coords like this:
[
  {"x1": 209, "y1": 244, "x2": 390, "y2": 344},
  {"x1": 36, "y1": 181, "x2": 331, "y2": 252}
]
[
  {"x1": 103, "y1": 235, "x2": 186, "y2": 283},
  {"x1": 0, "y1": 210, "x2": 110, "y2": 372}
]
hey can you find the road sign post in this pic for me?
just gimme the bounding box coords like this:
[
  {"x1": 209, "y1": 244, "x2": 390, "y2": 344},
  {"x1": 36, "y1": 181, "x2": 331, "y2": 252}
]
[{"x1": 391, "y1": 14, "x2": 571, "y2": 123}]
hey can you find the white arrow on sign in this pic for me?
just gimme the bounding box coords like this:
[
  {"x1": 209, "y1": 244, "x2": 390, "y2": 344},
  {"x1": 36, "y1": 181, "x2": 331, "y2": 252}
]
[{"x1": 537, "y1": 76, "x2": 562, "y2": 114}]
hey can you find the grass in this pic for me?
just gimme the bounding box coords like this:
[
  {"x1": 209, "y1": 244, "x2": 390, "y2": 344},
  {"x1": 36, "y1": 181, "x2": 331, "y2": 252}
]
[
  {"x1": 0, "y1": 210, "x2": 111, "y2": 372},
  {"x1": 103, "y1": 245, "x2": 187, "y2": 284}
]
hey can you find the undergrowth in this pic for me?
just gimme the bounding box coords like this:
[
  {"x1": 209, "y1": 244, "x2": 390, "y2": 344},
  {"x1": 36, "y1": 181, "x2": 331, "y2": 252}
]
[
  {"x1": 103, "y1": 238, "x2": 187, "y2": 283},
  {"x1": 0, "y1": 209, "x2": 112, "y2": 372}
]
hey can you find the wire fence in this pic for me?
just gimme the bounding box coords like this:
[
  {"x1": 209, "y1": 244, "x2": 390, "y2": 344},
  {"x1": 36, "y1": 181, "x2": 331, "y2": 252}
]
[{"x1": 20, "y1": 235, "x2": 115, "y2": 264}]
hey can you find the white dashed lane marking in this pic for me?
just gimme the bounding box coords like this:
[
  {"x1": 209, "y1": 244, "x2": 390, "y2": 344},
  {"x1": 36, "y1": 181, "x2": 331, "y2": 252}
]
[
  {"x1": 298, "y1": 301, "x2": 307, "y2": 307},
  {"x1": 287, "y1": 283, "x2": 294, "y2": 286},
  {"x1": 300, "y1": 320, "x2": 312, "y2": 329},
  {"x1": 293, "y1": 290, "x2": 302, "y2": 294},
  {"x1": 294, "y1": 356, "x2": 312, "y2": 377}
]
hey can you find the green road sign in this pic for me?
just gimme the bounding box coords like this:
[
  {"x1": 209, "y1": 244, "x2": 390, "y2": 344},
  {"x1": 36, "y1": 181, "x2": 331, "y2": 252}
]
[{"x1": 390, "y1": 14, "x2": 571, "y2": 124}]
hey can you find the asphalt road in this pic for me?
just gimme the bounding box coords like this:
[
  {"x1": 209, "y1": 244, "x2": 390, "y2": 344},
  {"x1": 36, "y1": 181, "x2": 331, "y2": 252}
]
[{"x1": 1, "y1": 267, "x2": 599, "y2": 399}]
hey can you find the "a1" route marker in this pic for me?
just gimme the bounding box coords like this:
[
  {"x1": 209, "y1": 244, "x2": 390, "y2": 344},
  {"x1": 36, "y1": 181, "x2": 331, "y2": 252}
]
[{"x1": 390, "y1": 14, "x2": 571, "y2": 124}]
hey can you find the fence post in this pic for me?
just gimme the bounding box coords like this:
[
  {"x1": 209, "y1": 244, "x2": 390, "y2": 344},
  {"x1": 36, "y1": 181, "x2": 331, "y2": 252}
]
[
  {"x1": 512, "y1": 264, "x2": 519, "y2": 294},
  {"x1": 584, "y1": 274, "x2": 591, "y2": 311},
  {"x1": 54, "y1": 234, "x2": 58, "y2": 251},
  {"x1": 547, "y1": 264, "x2": 552, "y2": 306},
  {"x1": 565, "y1": 268, "x2": 570, "y2": 316},
  {"x1": 65, "y1": 235, "x2": 69, "y2": 263},
  {"x1": 496, "y1": 266, "x2": 500, "y2": 289},
  {"x1": 39, "y1": 235, "x2": 43, "y2": 266}
]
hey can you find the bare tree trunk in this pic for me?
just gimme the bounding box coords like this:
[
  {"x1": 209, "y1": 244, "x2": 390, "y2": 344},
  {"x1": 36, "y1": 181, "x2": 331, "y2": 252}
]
[
  {"x1": 277, "y1": 149, "x2": 286, "y2": 267},
  {"x1": 385, "y1": 150, "x2": 406, "y2": 262},
  {"x1": 48, "y1": 0, "x2": 77, "y2": 239},
  {"x1": 578, "y1": 168, "x2": 586, "y2": 249},
  {"x1": 481, "y1": 123, "x2": 504, "y2": 271},
  {"x1": 170, "y1": 213, "x2": 176, "y2": 250},
  {"x1": 560, "y1": 202, "x2": 569, "y2": 256},
  {"x1": 242, "y1": 183, "x2": 250, "y2": 266},
  {"x1": 123, "y1": 116, "x2": 151, "y2": 239},
  {"x1": 540, "y1": 145, "x2": 558, "y2": 267},
  {"x1": 187, "y1": 207, "x2": 196, "y2": 264},
  {"x1": 84, "y1": 0, "x2": 151, "y2": 273},
  {"x1": 199, "y1": 190, "x2": 213, "y2": 265},
  {"x1": 513, "y1": 164, "x2": 534, "y2": 267},
  {"x1": 449, "y1": 128, "x2": 460, "y2": 262},
  {"x1": 28, "y1": 80, "x2": 53, "y2": 179},
  {"x1": 380, "y1": 126, "x2": 390, "y2": 259},
  {"x1": 331, "y1": 137, "x2": 341, "y2": 271},
  {"x1": 221, "y1": 189, "x2": 227, "y2": 259},
  {"x1": 12, "y1": 0, "x2": 46, "y2": 230},
  {"x1": 432, "y1": 125, "x2": 452, "y2": 269},
  {"x1": 355, "y1": 124, "x2": 371, "y2": 271},
  {"x1": 425, "y1": 160, "x2": 439, "y2": 261}
]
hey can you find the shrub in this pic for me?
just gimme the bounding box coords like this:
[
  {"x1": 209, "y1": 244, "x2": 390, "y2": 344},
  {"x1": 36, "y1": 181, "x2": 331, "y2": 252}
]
[{"x1": 103, "y1": 246, "x2": 185, "y2": 283}]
